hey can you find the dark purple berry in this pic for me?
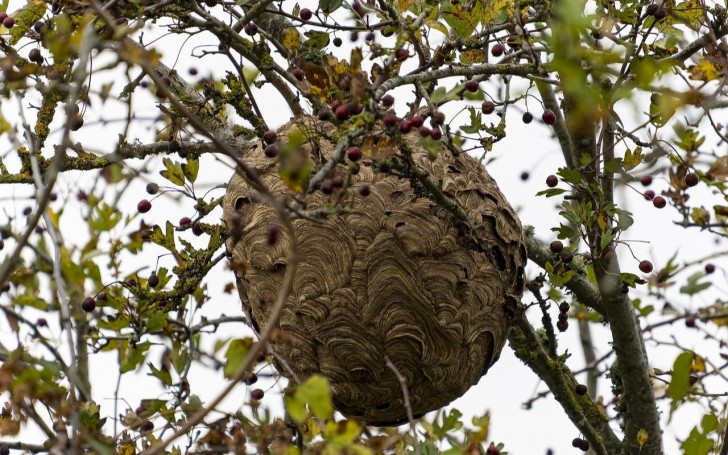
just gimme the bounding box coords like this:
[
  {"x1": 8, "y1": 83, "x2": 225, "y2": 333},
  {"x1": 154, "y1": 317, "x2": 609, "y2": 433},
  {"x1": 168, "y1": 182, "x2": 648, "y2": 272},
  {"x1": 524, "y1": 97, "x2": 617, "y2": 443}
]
[
  {"x1": 299, "y1": 8, "x2": 313, "y2": 21},
  {"x1": 347, "y1": 146, "x2": 362, "y2": 162},
  {"x1": 399, "y1": 120, "x2": 412, "y2": 134},
  {"x1": 556, "y1": 320, "x2": 569, "y2": 332},
  {"x1": 243, "y1": 372, "x2": 258, "y2": 385},
  {"x1": 575, "y1": 384, "x2": 588, "y2": 395},
  {"x1": 639, "y1": 260, "x2": 653, "y2": 273},
  {"x1": 684, "y1": 172, "x2": 699, "y2": 187},
  {"x1": 140, "y1": 420, "x2": 154, "y2": 432},
  {"x1": 381, "y1": 94, "x2": 395, "y2": 107},
  {"x1": 643, "y1": 189, "x2": 655, "y2": 201},
  {"x1": 705, "y1": 263, "x2": 715, "y2": 274},
  {"x1": 482, "y1": 101, "x2": 495, "y2": 114},
  {"x1": 395, "y1": 47, "x2": 408, "y2": 62},
  {"x1": 137, "y1": 199, "x2": 152, "y2": 213},
  {"x1": 333, "y1": 37, "x2": 342, "y2": 47},
  {"x1": 148, "y1": 273, "x2": 159, "y2": 288},
  {"x1": 81, "y1": 296, "x2": 96, "y2": 312},
  {"x1": 652, "y1": 195, "x2": 666, "y2": 208},
  {"x1": 559, "y1": 302, "x2": 570, "y2": 313},
  {"x1": 546, "y1": 175, "x2": 558, "y2": 187},
  {"x1": 263, "y1": 130, "x2": 277, "y2": 144},
  {"x1": 491, "y1": 43, "x2": 505, "y2": 57},
  {"x1": 251, "y1": 388, "x2": 264, "y2": 400},
  {"x1": 410, "y1": 115, "x2": 424, "y2": 128},
  {"x1": 520, "y1": 171, "x2": 529, "y2": 181},
  {"x1": 431, "y1": 112, "x2": 445, "y2": 126},
  {"x1": 522, "y1": 112, "x2": 533, "y2": 124},
  {"x1": 430, "y1": 128, "x2": 442, "y2": 140},
  {"x1": 542, "y1": 110, "x2": 556, "y2": 125},
  {"x1": 146, "y1": 183, "x2": 159, "y2": 195},
  {"x1": 382, "y1": 112, "x2": 398, "y2": 127},
  {"x1": 550, "y1": 240, "x2": 564, "y2": 253},
  {"x1": 358, "y1": 183, "x2": 371, "y2": 197},
  {"x1": 3, "y1": 16, "x2": 15, "y2": 28},
  {"x1": 561, "y1": 251, "x2": 574, "y2": 263},
  {"x1": 334, "y1": 104, "x2": 349, "y2": 120},
  {"x1": 465, "y1": 80, "x2": 479, "y2": 92}
]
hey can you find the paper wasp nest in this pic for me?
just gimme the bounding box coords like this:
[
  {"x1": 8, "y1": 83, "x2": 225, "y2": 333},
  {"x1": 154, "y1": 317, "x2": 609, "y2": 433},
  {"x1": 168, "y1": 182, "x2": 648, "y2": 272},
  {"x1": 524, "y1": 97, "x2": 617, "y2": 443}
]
[{"x1": 223, "y1": 116, "x2": 526, "y2": 425}]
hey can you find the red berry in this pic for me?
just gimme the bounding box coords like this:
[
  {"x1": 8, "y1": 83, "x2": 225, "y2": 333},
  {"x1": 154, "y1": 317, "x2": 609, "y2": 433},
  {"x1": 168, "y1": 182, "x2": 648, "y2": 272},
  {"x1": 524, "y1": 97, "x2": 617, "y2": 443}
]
[
  {"x1": 705, "y1": 263, "x2": 715, "y2": 274},
  {"x1": 299, "y1": 8, "x2": 313, "y2": 21},
  {"x1": 334, "y1": 104, "x2": 349, "y2": 120},
  {"x1": 358, "y1": 183, "x2": 371, "y2": 197},
  {"x1": 506, "y1": 34, "x2": 519, "y2": 48},
  {"x1": 292, "y1": 67, "x2": 304, "y2": 81},
  {"x1": 3, "y1": 16, "x2": 15, "y2": 28},
  {"x1": 486, "y1": 444, "x2": 500, "y2": 455},
  {"x1": 409, "y1": 115, "x2": 424, "y2": 128},
  {"x1": 418, "y1": 126, "x2": 431, "y2": 137},
  {"x1": 546, "y1": 174, "x2": 558, "y2": 187},
  {"x1": 251, "y1": 388, "x2": 265, "y2": 400},
  {"x1": 431, "y1": 112, "x2": 445, "y2": 125},
  {"x1": 382, "y1": 112, "x2": 398, "y2": 127},
  {"x1": 561, "y1": 251, "x2": 574, "y2": 263},
  {"x1": 243, "y1": 372, "x2": 258, "y2": 385},
  {"x1": 542, "y1": 110, "x2": 556, "y2": 125},
  {"x1": 180, "y1": 217, "x2": 192, "y2": 226},
  {"x1": 137, "y1": 199, "x2": 152, "y2": 213},
  {"x1": 381, "y1": 94, "x2": 395, "y2": 107},
  {"x1": 347, "y1": 146, "x2": 362, "y2": 162},
  {"x1": 430, "y1": 128, "x2": 442, "y2": 140},
  {"x1": 640, "y1": 175, "x2": 653, "y2": 186},
  {"x1": 639, "y1": 260, "x2": 653, "y2": 273},
  {"x1": 491, "y1": 43, "x2": 505, "y2": 57},
  {"x1": 684, "y1": 172, "x2": 699, "y2": 187},
  {"x1": 81, "y1": 296, "x2": 96, "y2": 312},
  {"x1": 398, "y1": 120, "x2": 412, "y2": 134},
  {"x1": 465, "y1": 80, "x2": 479, "y2": 92},
  {"x1": 643, "y1": 189, "x2": 655, "y2": 200},
  {"x1": 0, "y1": 13, "x2": 7, "y2": 23},
  {"x1": 263, "y1": 130, "x2": 277, "y2": 144},
  {"x1": 482, "y1": 101, "x2": 495, "y2": 114},
  {"x1": 652, "y1": 195, "x2": 666, "y2": 208},
  {"x1": 550, "y1": 240, "x2": 564, "y2": 253},
  {"x1": 556, "y1": 320, "x2": 568, "y2": 332},
  {"x1": 395, "y1": 47, "x2": 408, "y2": 62},
  {"x1": 140, "y1": 420, "x2": 154, "y2": 432},
  {"x1": 264, "y1": 144, "x2": 278, "y2": 158},
  {"x1": 244, "y1": 22, "x2": 257, "y2": 36}
]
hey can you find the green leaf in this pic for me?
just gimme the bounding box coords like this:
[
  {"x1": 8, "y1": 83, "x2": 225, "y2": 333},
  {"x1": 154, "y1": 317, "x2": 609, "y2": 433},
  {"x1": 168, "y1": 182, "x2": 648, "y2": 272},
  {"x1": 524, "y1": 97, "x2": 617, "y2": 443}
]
[
  {"x1": 430, "y1": 86, "x2": 461, "y2": 104},
  {"x1": 223, "y1": 338, "x2": 253, "y2": 378},
  {"x1": 9, "y1": 0, "x2": 46, "y2": 45},
  {"x1": 557, "y1": 168, "x2": 582, "y2": 185},
  {"x1": 120, "y1": 341, "x2": 151, "y2": 373},
  {"x1": 303, "y1": 30, "x2": 330, "y2": 49},
  {"x1": 681, "y1": 426, "x2": 714, "y2": 455},
  {"x1": 14, "y1": 294, "x2": 48, "y2": 310},
  {"x1": 680, "y1": 271, "x2": 711, "y2": 296},
  {"x1": 145, "y1": 310, "x2": 168, "y2": 332},
  {"x1": 147, "y1": 362, "x2": 173, "y2": 386},
  {"x1": 165, "y1": 221, "x2": 176, "y2": 252},
  {"x1": 667, "y1": 351, "x2": 694, "y2": 415},
  {"x1": 441, "y1": 2, "x2": 477, "y2": 38},
  {"x1": 536, "y1": 188, "x2": 568, "y2": 197},
  {"x1": 319, "y1": 0, "x2": 343, "y2": 14},
  {"x1": 615, "y1": 208, "x2": 634, "y2": 231},
  {"x1": 89, "y1": 203, "x2": 122, "y2": 232},
  {"x1": 285, "y1": 374, "x2": 334, "y2": 423},
  {"x1": 623, "y1": 147, "x2": 643, "y2": 170},
  {"x1": 160, "y1": 157, "x2": 185, "y2": 186},
  {"x1": 182, "y1": 158, "x2": 199, "y2": 183},
  {"x1": 459, "y1": 107, "x2": 482, "y2": 134}
]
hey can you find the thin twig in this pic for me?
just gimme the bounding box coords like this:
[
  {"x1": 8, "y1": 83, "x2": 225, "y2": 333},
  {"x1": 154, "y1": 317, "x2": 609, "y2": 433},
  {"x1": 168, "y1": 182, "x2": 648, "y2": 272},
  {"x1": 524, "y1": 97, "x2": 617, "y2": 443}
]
[{"x1": 385, "y1": 356, "x2": 419, "y2": 455}]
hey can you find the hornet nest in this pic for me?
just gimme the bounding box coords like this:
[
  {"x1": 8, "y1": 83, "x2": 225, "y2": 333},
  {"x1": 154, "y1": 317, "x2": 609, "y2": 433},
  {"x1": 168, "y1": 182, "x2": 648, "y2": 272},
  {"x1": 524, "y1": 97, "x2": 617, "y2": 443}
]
[{"x1": 223, "y1": 116, "x2": 526, "y2": 425}]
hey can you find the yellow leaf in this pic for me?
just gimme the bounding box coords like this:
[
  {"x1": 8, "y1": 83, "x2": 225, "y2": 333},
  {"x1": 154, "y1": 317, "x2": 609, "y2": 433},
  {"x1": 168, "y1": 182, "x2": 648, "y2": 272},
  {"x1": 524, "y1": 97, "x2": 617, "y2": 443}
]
[
  {"x1": 690, "y1": 207, "x2": 710, "y2": 226},
  {"x1": 714, "y1": 205, "x2": 728, "y2": 218},
  {"x1": 425, "y1": 19, "x2": 449, "y2": 36},
  {"x1": 597, "y1": 211, "x2": 608, "y2": 231},
  {"x1": 397, "y1": 0, "x2": 415, "y2": 13},
  {"x1": 118, "y1": 443, "x2": 136, "y2": 455},
  {"x1": 282, "y1": 28, "x2": 301, "y2": 54},
  {"x1": 692, "y1": 354, "x2": 706, "y2": 373},
  {"x1": 688, "y1": 60, "x2": 718, "y2": 82},
  {"x1": 637, "y1": 428, "x2": 649, "y2": 448}
]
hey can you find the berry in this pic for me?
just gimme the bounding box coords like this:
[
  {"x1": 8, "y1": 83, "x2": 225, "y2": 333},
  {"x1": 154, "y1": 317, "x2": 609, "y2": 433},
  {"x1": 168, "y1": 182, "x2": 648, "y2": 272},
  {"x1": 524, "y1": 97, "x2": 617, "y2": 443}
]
[
  {"x1": 256, "y1": 351, "x2": 267, "y2": 363},
  {"x1": 358, "y1": 183, "x2": 371, "y2": 197},
  {"x1": 81, "y1": 296, "x2": 96, "y2": 312},
  {"x1": 146, "y1": 183, "x2": 159, "y2": 194},
  {"x1": 482, "y1": 101, "x2": 495, "y2": 114},
  {"x1": 520, "y1": 171, "x2": 529, "y2": 181},
  {"x1": 546, "y1": 175, "x2": 558, "y2": 187},
  {"x1": 148, "y1": 273, "x2": 159, "y2": 288},
  {"x1": 639, "y1": 260, "x2": 654, "y2": 273},
  {"x1": 332, "y1": 176, "x2": 344, "y2": 188},
  {"x1": 29, "y1": 48, "x2": 43, "y2": 64},
  {"x1": 140, "y1": 420, "x2": 154, "y2": 432},
  {"x1": 192, "y1": 222, "x2": 203, "y2": 236},
  {"x1": 365, "y1": 31, "x2": 375, "y2": 42},
  {"x1": 347, "y1": 102, "x2": 362, "y2": 115},
  {"x1": 70, "y1": 114, "x2": 84, "y2": 131},
  {"x1": 431, "y1": 112, "x2": 445, "y2": 126},
  {"x1": 34, "y1": 21, "x2": 43, "y2": 32},
  {"x1": 3, "y1": 16, "x2": 15, "y2": 28},
  {"x1": 137, "y1": 199, "x2": 152, "y2": 213},
  {"x1": 645, "y1": 4, "x2": 659, "y2": 15},
  {"x1": 350, "y1": 31, "x2": 359, "y2": 42},
  {"x1": 575, "y1": 384, "x2": 588, "y2": 395},
  {"x1": 395, "y1": 47, "x2": 408, "y2": 62},
  {"x1": 0, "y1": 446, "x2": 9, "y2": 455},
  {"x1": 383, "y1": 112, "x2": 398, "y2": 127},
  {"x1": 430, "y1": 128, "x2": 442, "y2": 140},
  {"x1": 506, "y1": 34, "x2": 519, "y2": 48},
  {"x1": 266, "y1": 224, "x2": 279, "y2": 245},
  {"x1": 556, "y1": 320, "x2": 568, "y2": 332},
  {"x1": 243, "y1": 372, "x2": 258, "y2": 385},
  {"x1": 705, "y1": 263, "x2": 715, "y2": 274},
  {"x1": 0, "y1": 12, "x2": 6, "y2": 23},
  {"x1": 653, "y1": 6, "x2": 667, "y2": 20},
  {"x1": 205, "y1": 0, "x2": 218, "y2": 5},
  {"x1": 22, "y1": 206, "x2": 32, "y2": 216},
  {"x1": 317, "y1": 108, "x2": 332, "y2": 121},
  {"x1": 562, "y1": 251, "x2": 574, "y2": 263},
  {"x1": 334, "y1": 104, "x2": 349, "y2": 120},
  {"x1": 643, "y1": 189, "x2": 655, "y2": 201},
  {"x1": 97, "y1": 291, "x2": 107, "y2": 301},
  {"x1": 559, "y1": 302, "x2": 570, "y2": 313},
  {"x1": 381, "y1": 94, "x2": 395, "y2": 107},
  {"x1": 180, "y1": 216, "x2": 191, "y2": 226},
  {"x1": 640, "y1": 175, "x2": 653, "y2": 186},
  {"x1": 652, "y1": 195, "x2": 666, "y2": 208},
  {"x1": 333, "y1": 37, "x2": 342, "y2": 47},
  {"x1": 320, "y1": 179, "x2": 334, "y2": 194},
  {"x1": 399, "y1": 120, "x2": 412, "y2": 134},
  {"x1": 685, "y1": 314, "x2": 696, "y2": 328},
  {"x1": 542, "y1": 110, "x2": 556, "y2": 125},
  {"x1": 262, "y1": 130, "x2": 277, "y2": 144},
  {"x1": 550, "y1": 240, "x2": 564, "y2": 253},
  {"x1": 168, "y1": 139, "x2": 180, "y2": 153},
  {"x1": 491, "y1": 43, "x2": 505, "y2": 57},
  {"x1": 410, "y1": 115, "x2": 424, "y2": 128},
  {"x1": 37, "y1": 318, "x2": 48, "y2": 327},
  {"x1": 486, "y1": 444, "x2": 500, "y2": 455},
  {"x1": 465, "y1": 80, "x2": 479, "y2": 92},
  {"x1": 299, "y1": 7, "x2": 313, "y2": 21},
  {"x1": 558, "y1": 312, "x2": 568, "y2": 322},
  {"x1": 292, "y1": 67, "x2": 304, "y2": 81},
  {"x1": 684, "y1": 172, "x2": 699, "y2": 187},
  {"x1": 352, "y1": 0, "x2": 365, "y2": 16},
  {"x1": 418, "y1": 126, "x2": 431, "y2": 137},
  {"x1": 572, "y1": 438, "x2": 589, "y2": 451},
  {"x1": 188, "y1": 67, "x2": 198, "y2": 76},
  {"x1": 347, "y1": 146, "x2": 362, "y2": 162},
  {"x1": 251, "y1": 388, "x2": 265, "y2": 400},
  {"x1": 522, "y1": 112, "x2": 533, "y2": 124},
  {"x1": 244, "y1": 22, "x2": 258, "y2": 36}
]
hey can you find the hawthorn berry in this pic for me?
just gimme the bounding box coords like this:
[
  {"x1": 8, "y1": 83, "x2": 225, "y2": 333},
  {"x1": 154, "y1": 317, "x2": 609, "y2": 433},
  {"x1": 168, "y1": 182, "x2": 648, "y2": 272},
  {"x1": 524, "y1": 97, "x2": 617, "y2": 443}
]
[
  {"x1": 418, "y1": 126, "x2": 431, "y2": 137},
  {"x1": 506, "y1": 34, "x2": 519, "y2": 48},
  {"x1": 705, "y1": 263, "x2": 716, "y2": 274},
  {"x1": 381, "y1": 94, "x2": 395, "y2": 107},
  {"x1": 320, "y1": 179, "x2": 333, "y2": 196},
  {"x1": 639, "y1": 260, "x2": 654, "y2": 273},
  {"x1": 382, "y1": 112, "x2": 398, "y2": 127},
  {"x1": 365, "y1": 31, "x2": 375, "y2": 42},
  {"x1": 243, "y1": 372, "x2": 258, "y2": 385},
  {"x1": 347, "y1": 146, "x2": 362, "y2": 162},
  {"x1": 263, "y1": 130, "x2": 277, "y2": 144},
  {"x1": 575, "y1": 384, "x2": 588, "y2": 396},
  {"x1": 652, "y1": 195, "x2": 666, "y2": 208},
  {"x1": 137, "y1": 199, "x2": 152, "y2": 213},
  {"x1": 482, "y1": 101, "x2": 495, "y2": 114},
  {"x1": 542, "y1": 110, "x2": 556, "y2": 125},
  {"x1": 29, "y1": 48, "x2": 43, "y2": 64},
  {"x1": 292, "y1": 67, "x2": 304, "y2": 81},
  {"x1": 299, "y1": 7, "x2": 313, "y2": 21},
  {"x1": 640, "y1": 175, "x2": 653, "y2": 186},
  {"x1": 465, "y1": 80, "x2": 479, "y2": 92},
  {"x1": 3, "y1": 16, "x2": 15, "y2": 28},
  {"x1": 522, "y1": 112, "x2": 533, "y2": 124},
  {"x1": 491, "y1": 43, "x2": 505, "y2": 57},
  {"x1": 684, "y1": 172, "x2": 699, "y2": 187},
  {"x1": 556, "y1": 320, "x2": 569, "y2": 332},
  {"x1": 251, "y1": 388, "x2": 265, "y2": 400},
  {"x1": 333, "y1": 37, "x2": 342, "y2": 47},
  {"x1": 653, "y1": 6, "x2": 667, "y2": 20},
  {"x1": 70, "y1": 114, "x2": 84, "y2": 131},
  {"x1": 399, "y1": 120, "x2": 413, "y2": 134},
  {"x1": 358, "y1": 183, "x2": 371, "y2": 197},
  {"x1": 520, "y1": 171, "x2": 529, "y2": 181},
  {"x1": 180, "y1": 216, "x2": 192, "y2": 226},
  {"x1": 550, "y1": 240, "x2": 564, "y2": 253},
  {"x1": 395, "y1": 47, "x2": 408, "y2": 62},
  {"x1": 140, "y1": 420, "x2": 154, "y2": 432},
  {"x1": 243, "y1": 22, "x2": 258, "y2": 36},
  {"x1": 643, "y1": 189, "x2": 655, "y2": 201},
  {"x1": 188, "y1": 67, "x2": 198, "y2": 76},
  {"x1": 192, "y1": 222, "x2": 203, "y2": 236},
  {"x1": 431, "y1": 112, "x2": 445, "y2": 126},
  {"x1": 486, "y1": 444, "x2": 500, "y2": 455},
  {"x1": 350, "y1": 31, "x2": 359, "y2": 42},
  {"x1": 562, "y1": 251, "x2": 574, "y2": 263},
  {"x1": 81, "y1": 296, "x2": 96, "y2": 312},
  {"x1": 430, "y1": 128, "x2": 442, "y2": 140},
  {"x1": 334, "y1": 104, "x2": 349, "y2": 120},
  {"x1": 645, "y1": 4, "x2": 659, "y2": 15},
  {"x1": 410, "y1": 115, "x2": 424, "y2": 128},
  {"x1": 148, "y1": 273, "x2": 159, "y2": 288},
  {"x1": 97, "y1": 291, "x2": 107, "y2": 301},
  {"x1": 168, "y1": 139, "x2": 180, "y2": 153},
  {"x1": 546, "y1": 175, "x2": 558, "y2": 187}
]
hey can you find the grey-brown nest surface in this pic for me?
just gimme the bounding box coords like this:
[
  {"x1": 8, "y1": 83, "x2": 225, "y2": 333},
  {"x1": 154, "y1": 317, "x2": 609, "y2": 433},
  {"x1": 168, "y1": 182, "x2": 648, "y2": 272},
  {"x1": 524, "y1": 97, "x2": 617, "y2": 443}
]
[{"x1": 223, "y1": 116, "x2": 526, "y2": 425}]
